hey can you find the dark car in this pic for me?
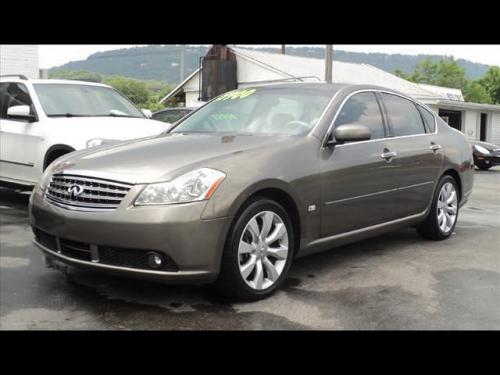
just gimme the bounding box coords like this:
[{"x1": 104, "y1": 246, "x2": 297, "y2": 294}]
[
  {"x1": 471, "y1": 141, "x2": 500, "y2": 170},
  {"x1": 152, "y1": 107, "x2": 194, "y2": 124},
  {"x1": 30, "y1": 83, "x2": 474, "y2": 300}
]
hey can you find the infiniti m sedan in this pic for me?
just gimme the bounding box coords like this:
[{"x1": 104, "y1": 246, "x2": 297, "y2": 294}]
[{"x1": 30, "y1": 83, "x2": 474, "y2": 299}]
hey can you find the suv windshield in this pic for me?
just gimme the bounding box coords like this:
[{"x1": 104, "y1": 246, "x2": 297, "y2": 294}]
[
  {"x1": 33, "y1": 83, "x2": 145, "y2": 118},
  {"x1": 172, "y1": 88, "x2": 332, "y2": 136}
]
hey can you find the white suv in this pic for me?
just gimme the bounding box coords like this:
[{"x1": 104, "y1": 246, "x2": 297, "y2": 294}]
[{"x1": 0, "y1": 76, "x2": 170, "y2": 188}]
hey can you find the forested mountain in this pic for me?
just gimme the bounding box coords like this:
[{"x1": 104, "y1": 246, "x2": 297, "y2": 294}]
[{"x1": 50, "y1": 45, "x2": 493, "y2": 84}]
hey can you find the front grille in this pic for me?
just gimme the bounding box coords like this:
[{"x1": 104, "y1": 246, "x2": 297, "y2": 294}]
[
  {"x1": 45, "y1": 174, "x2": 133, "y2": 211},
  {"x1": 34, "y1": 227, "x2": 177, "y2": 272}
]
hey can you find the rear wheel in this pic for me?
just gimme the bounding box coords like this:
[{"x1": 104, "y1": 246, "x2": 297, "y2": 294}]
[
  {"x1": 214, "y1": 198, "x2": 294, "y2": 300},
  {"x1": 417, "y1": 175, "x2": 459, "y2": 240}
]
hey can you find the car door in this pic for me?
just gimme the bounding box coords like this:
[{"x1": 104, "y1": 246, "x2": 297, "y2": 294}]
[
  {"x1": 0, "y1": 82, "x2": 43, "y2": 184},
  {"x1": 378, "y1": 92, "x2": 443, "y2": 217},
  {"x1": 320, "y1": 91, "x2": 403, "y2": 237}
]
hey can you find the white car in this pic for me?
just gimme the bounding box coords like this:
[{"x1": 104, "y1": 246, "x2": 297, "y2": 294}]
[{"x1": 0, "y1": 76, "x2": 170, "y2": 188}]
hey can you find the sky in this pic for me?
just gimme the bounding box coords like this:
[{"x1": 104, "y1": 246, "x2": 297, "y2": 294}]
[{"x1": 37, "y1": 44, "x2": 500, "y2": 69}]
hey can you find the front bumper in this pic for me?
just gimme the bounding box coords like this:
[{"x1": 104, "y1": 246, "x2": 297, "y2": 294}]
[
  {"x1": 475, "y1": 154, "x2": 500, "y2": 166},
  {"x1": 29, "y1": 188, "x2": 231, "y2": 284}
]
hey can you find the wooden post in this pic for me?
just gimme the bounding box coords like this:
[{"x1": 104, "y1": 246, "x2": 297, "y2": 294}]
[{"x1": 325, "y1": 45, "x2": 333, "y2": 83}]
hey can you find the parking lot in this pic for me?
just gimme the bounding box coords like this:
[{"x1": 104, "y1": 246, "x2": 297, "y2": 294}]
[{"x1": 1, "y1": 169, "x2": 499, "y2": 330}]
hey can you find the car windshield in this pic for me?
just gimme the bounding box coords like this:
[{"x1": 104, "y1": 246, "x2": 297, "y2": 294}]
[
  {"x1": 33, "y1": 83, "x2": 145, "y2": 118},
  {"x1": 171, "y1": 88, "x2": 332, "y2": 136}
]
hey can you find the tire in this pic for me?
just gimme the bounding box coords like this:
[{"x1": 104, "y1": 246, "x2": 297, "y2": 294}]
[
  {"x1": 417, "y1": 175, "x2": 459, "y2": 240},
  {"x1": 213, "y1": 197, "x2": 295, "y2": 300},
  {"x1": 477, "y1": 164, "x2": 491, "y2": 171}
]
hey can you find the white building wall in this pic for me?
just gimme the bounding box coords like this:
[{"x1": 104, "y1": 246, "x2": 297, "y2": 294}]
[
  {"x1": 0, "y1": 45, "x2": 39, "y2": 79},
  {"x1": 490, "y1": 112, "x2": 500, "y2": 145},
  {"x1": 463, "y1": 110, "x2": 478, "y2": 140}
]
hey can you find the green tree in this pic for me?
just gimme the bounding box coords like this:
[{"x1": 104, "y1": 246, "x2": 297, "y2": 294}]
[
  {"x1": 396, "y1": 57, "x2": 467, "y2": 89},
  {"x1": 478, "y1": 66, "x2": 500, "y2": 104},
  {"x1": 463, "y1": 81, "x2": 492, "y2": 104},
  {"x1": 104, "y1": 76, "x2": 150, "y2": 108}
]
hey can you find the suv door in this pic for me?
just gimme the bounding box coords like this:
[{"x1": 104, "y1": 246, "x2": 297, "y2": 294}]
[
  {"x1": 0, "y1": 82, "x2": 42, "y2": 184},
  {"x1": 320, "y1": 91, "x2": 403, "y2": 237},
  {"x1": 379, "y1": 93, "x2": 443, "y2": 217}
]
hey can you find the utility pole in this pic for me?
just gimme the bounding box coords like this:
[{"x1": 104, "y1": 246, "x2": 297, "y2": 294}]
[
  {"x1": 281, "y1": 45, "x2": 285, "y2": 54},
  {"x1": 325, "y1": 44, "x2": 333, "y2": 83},
  {"x1": 180, "y1": 44, "x2": 186, "y2": 83}
]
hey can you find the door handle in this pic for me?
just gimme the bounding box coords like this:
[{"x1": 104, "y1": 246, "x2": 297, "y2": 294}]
[
  {"x1": 380, "y1": 150, "x2": 397, "y2": 161},
  {"x1": 430, "y1": 143, "x2": 442, "y2": 152}
]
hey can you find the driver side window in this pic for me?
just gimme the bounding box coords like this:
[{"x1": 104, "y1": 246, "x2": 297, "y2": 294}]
[{"x1": 334, "y1": 92, "x2": 386, "y2": 140}]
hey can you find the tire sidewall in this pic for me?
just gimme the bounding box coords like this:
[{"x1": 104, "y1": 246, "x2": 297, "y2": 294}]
[{"x1": 224, "y1": 198, "x2": 295, "y2": 299}]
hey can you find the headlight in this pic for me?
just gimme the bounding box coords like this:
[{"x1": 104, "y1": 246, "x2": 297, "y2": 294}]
[
  {"x1": 38, "y1": 167, "x2": 53, "y2": 194},
  {"x1": 135, "y1": 168, "x2": 226, "y2": 206},
  {"x1": 86, "y1": 138, "x2": 118, "y2": 148},
  {"x1": 474, "y1": 144, "x2": 490, "y2": 155}
]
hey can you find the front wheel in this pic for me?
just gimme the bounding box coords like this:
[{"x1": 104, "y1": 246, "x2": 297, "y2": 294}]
[
  {"x1": 417, "y1": 175, "x2": 459, "y2": 240},
  {"x1": 213, "y1": 198, "x2": 294, "y2": 300},
  {"x1": 476, "y1": 163, "x2": 491, "y2": 171}
]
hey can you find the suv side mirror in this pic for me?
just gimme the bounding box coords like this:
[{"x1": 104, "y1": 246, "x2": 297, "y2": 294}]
[
  {"x1": 142, "y1": 109, "x2": 152, "y2": 119},
  {"x1": 7, "y1": 105, "x2": 36, "y2": 122},
  {"x1": 330, "y1": 123, "x2": 371, "y2": 145}
]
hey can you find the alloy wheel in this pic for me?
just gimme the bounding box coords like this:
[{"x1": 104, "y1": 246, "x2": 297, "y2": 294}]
[
  {"x1": 238, "y1": 211, "x2": 289, "y2": 290},
  {"x1": 437, "y1": 182, "x2": 458, "y2": 234}
]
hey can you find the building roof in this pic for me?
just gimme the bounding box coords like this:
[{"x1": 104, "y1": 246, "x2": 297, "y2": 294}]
[
  {"x1": 160, "y1": 47, "x2": 500, "y2": 112},
  {"x1": 417, "y1": 83, "x2": 465, "y2": 101},
  {"x1": 231, "y1": 48, "x2": 441, "y2": 100},
  {"x1": 427, "y1": 98, "x2": 500, "y2": 112}
]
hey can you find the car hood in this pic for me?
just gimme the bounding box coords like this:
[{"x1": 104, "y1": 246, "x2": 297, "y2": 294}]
[
  {"x1": 53, "y1": 133, "x2": 297, "y2": 184},
  {"x1": 48, "y1": 116, "x2": 171, "y2": 140},
  {"x1": 472, "y1": 141, "x2": 500, "y2": 151}
]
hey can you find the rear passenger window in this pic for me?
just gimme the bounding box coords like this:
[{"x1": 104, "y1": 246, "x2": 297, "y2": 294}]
[
  {"x1": 417, "y1": 104, "x2": 436, "y2": 133},
  {"x1": 381, "y1": 93, "x2": 426, "y2": 136},
  {"x1": 334, "y1": 92, "x2": 386, "y2": 140}
]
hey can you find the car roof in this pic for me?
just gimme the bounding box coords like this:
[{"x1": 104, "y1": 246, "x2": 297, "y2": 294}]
[
  {"x1": 0, "y1": 77, "x2": 111, "y2": 88},
  {"x1": 235, "y1": 82, "x2": 416, "y2": 100}
]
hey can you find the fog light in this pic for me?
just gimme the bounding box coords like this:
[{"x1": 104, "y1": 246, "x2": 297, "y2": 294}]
[{"x1": 147, "y1": 252, "x2": 164, "y2": 269}]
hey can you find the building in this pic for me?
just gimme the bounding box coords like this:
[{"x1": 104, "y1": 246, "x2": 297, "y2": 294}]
[
  {"x1": 0, "y1": 45, "x2": 40, "y2": 79},
  {"x1": 161, "y1": 46, "x2": 500, "y2": 144}
]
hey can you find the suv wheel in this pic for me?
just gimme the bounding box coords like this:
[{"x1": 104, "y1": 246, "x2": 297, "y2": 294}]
[
  {"x1": 214, "y1": 198, "x2": 294, "y2": 300},
  {"x1": 417, "y1": 175, "x2": 459, "y2": 240}
]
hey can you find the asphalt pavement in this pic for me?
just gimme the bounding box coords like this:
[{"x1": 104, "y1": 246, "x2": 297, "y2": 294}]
[{"x1": 1, "y1": 168, "x2": 499, "y2": 330}]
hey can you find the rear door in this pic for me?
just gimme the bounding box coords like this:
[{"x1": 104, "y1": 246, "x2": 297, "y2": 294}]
[
  {"x1": 379, "y1": 92, "x2": 443, "y2": 217},
  {"x1": 320, "y1": 91, "x2": 403, "y2": 237}
]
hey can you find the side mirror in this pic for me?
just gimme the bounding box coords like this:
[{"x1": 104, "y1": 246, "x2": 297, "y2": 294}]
[
  {"x1": 142, "y1": 109, "x2": 152, "y2": 119},
  {"x1": 329, "y1": 123, "x2": 371, "y2": 145},
  {"x1": 7, "y1": 105, "x2": 36, "y2": 122}
]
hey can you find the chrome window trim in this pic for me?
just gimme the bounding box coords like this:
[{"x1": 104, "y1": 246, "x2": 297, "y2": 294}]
[
  {"x1": 307, "y1": 89, "x2": 342, "y2": 137},
  {"x1": 321, "y1": 89, "x2": 439, "y2": 148}
]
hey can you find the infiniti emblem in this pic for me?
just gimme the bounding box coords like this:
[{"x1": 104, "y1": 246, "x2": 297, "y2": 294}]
[{"x1": 67, "y1": 184, "x2": 84, "y2": 198}]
